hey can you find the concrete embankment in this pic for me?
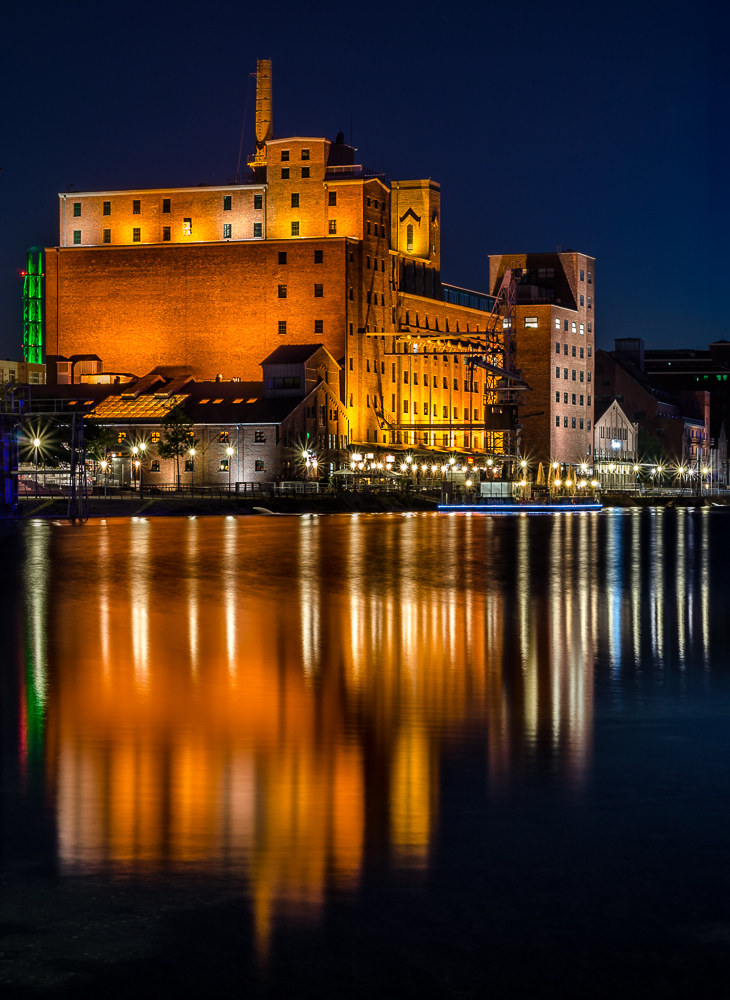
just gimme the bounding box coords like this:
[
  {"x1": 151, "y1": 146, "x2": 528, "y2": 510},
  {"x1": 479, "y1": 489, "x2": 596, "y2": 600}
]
[{"x1": 10, "y1": 492, "x2": 440, "y2": 519}]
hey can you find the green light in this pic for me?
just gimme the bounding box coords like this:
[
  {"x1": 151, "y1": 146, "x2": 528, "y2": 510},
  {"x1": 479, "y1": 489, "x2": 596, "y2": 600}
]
[{"x1": 23, "y1": 247, "x2": 44, "y2": 365}]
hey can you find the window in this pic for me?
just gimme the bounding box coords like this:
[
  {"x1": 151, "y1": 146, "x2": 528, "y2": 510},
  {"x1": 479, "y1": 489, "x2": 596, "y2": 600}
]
[
  {"x1": 524, "y1": 316, "x2": 538, "y2": 328},
  {"x1": 572, "y1": 322, "x2": 577, "y2": 333},
  {"x1": 254, "y1": 431, "x2": 266, "y2": 443},
  {"x1": 254, "y1": 194, "x2": 263, "y2": 210},
  {"x1": 254, "y1": 460, "x2": 265, "y2": 472},
  {"x1": 183, "y1": 218, "x2": 192, "y2": 235},
  {"x1": 314, "y1": 283, "x2": 323, "y2": 297},
  {"x1": 580, "y1": 294, "x2": 584, "y2": 306},
  {"x1": 219, "y1": 430, "x2": 229, "y2": 442},
  {"x1": 587, "y1": 420, "x2": 591, "y2": 430},
  {"x1": 404, "y1": 400, "x2": 409, "y2": 413},
  {"x1": 73, "y1": 230, "x2": 81, "y2": 244},
  {"x1": 403, "y1": 372, "x2": 409, "y2": 384},
  {"x1": 281, "y1": 150, "x2": 290, "y2": 161},
  {"x1": 588, "y1": 395, "x2": 591, "y2": 406},
  {"x1": 443, "y1": 377, "x2": 448, "y2": 388},
  {"x1": 291, "y1": 221, "x2": 299, "y2": 236},
  {"x1": 572, "y1": 417, "x2": 576, "y2": 428},
  {"x1": 579, "y1": 370, "x2": 584, "y2": 382},
  {"x1": 587, "y1": 371, "x2": 592, "y2": 382},
  {"x1": 555, "y1": 317, "x2": 561, "y2": 329},
  {"x1": 133, "y1": 228, "x2": 141, "y2": 242},
  {"x1": 572, "y1": 345, "x2": 576, "y2": 357},
  {"x1": 301, "y1": 167, "x2": 310, "y2": 178},
  {"x1": 314, "y1": 249, "x2": 323, "y2": 263},
  {"x1": 328, "y1": 191, "x2": 337, "y2": 206},
  {"x1": 102, "y1": 201, "x2": 111, "y2": 216},
  {"x1": 163, "y1": 226, "x2": 171, "y2": 241},
  {"x1": 587, "y1": 297, "x2": 592, "y2": 309},
  {"x1": 73, "y1": 202, "x2": 81, "y2": 217},
  {"x1": 133, "y1": 200, "x2": 140, "y2": 215},
  {"x1": 555, "y1": 342, "x2": 560, "y2": 354},
  {"x1": 278, "y1": 320, "x2": 287, "y2": 335},
  {"x1": 564, "y1": 393, "x2": 568, "y2": 403},
  {"x1": 406, "y1": 224, "x2": 414, "y2": 251},
  {"x1": 163, "y1": 198, "x2": 171, "y2": 213},
  {"x1": 587, "y1": 321, "x2": 592, "y2": 333},
  {"x1": 413, "y1": 372, "x2": 418, "y2": 385},
  {"x1": 278, "y1": 251, "x2": 287, "y2": 264},
  {"x1": 103, "y1": 229, "x2": 111, "y2": 244},
  {"x1": 328, "y1": 219, "x2": 337, "y2": 234},
  {"x1": 223, "y1": 223, "x2": 231, "y2": 239},
  {"x1": 117, "y1": 432, "x2": 126, "y2": 443},
  {"x1": 366, "y1": 256, "x2": 371, "y2": 269},
  {"x1": 424, "y1": 403, "x2": 429, "y2": 415},
  {"x1": 588, "y1": 271, "x2": 592, "y2": 284},
  {"x1": 218, "y1": 458, "x2": 229, "y2": 473},
  {"x1": 564, "y1": 416, "x2": 568, "y2": 427},
  {"x1": 291, "y1": 192, "x2": 299, "y2": 208},
  {"x1": 281, "y1": 168, "x2": 290, "y2": 179},
  {"x1": 564, "y1": 320, "x2": 569, "y2": 331},
  {"x1": 580, "y1": 348, "x2": 584, "y2": 359},
  {"x1": 150, "y1": 460, "x2": 160, "y2": 472},
  {"x1": 587, "y1": 345, "x2": 592, "y2": 357},
  {"x1": 564, "y1": 368, "x2": 568, "y2": 379},
  {"x1": 253, "y1": 222, "x2": 262, "y2": 238},
  {"x1": 366, "y1": 291, "x2": 371, "y2": 303},
  {"x1": 454, "y1": 379, "x2": 458, "y2": 390},
  {"x1": 572, "y1": 393, "x2": 576, "y2": 405},
  {"x1": 223, "y1": 196, "x2": 232, "y2": 211},
  {"x1": 278, "y1": 284, "x2": 287, "y2": 298},
  {"x1": 301, "y1": 148, "x2": 310, "y2": 160},
  {"x1": 556, "y1": 415, "x2": 560, "y2": 427},
  {"x1": 556, "y1": 367, "x2": 560, "y2": 378},
  {"x1": 572, "y1": 370, "x2": 576, "y2": 381},
  {"x1": 580, "y1": 418, "x2": 584, "y2": 430},
  {"x1": 579, "y1": 323, "x2": 584, "y2": 336},
  {"x1": 580, "y1": 269, "x2": 584, "y2": 281},
  {"x1": 580, "y1": 395, "x2": 584, "y2": 406},
  {"x1": 564, "y1": 344, "x2": 569, "y2": 355},
  {"x1": 151, "y1": 431, "x2": 160, "y2": 444}
]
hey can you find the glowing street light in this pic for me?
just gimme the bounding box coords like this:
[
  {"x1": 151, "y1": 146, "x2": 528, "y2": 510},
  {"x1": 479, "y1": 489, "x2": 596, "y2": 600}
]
[
  {"x1": 226, "y1": 445, "x2": 234, "y2": 492},
  {"x1": 32, "y1": 436, "x2": 41, "y2": 497}
]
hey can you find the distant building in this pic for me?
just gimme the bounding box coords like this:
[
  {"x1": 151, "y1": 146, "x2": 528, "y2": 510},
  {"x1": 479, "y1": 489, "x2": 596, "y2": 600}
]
[
  {"x1": 0, "y1": 359, "x2": 46, "y2": 385},
  {"x1": 593, "y1": 400, "x2": 638, "y2": 487},
  {"x1": 488, "y1": 251, "x2": 596, "y2": 464}
]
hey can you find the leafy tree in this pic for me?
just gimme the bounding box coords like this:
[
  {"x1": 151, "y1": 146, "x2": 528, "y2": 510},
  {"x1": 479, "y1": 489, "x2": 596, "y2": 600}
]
[
  {"x1": 84, "y1": 421, "x2": 116, "y2": 465},
  {"x1": 158, "y1": 404, "x2": 198, "y2": 487},
  {"x1": 637, "y1": 426, "x2": 669, "y2": 466}
]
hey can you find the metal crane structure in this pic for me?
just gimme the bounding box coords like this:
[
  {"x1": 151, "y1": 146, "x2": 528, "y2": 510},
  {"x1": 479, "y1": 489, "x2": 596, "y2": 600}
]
[{"x1": 372, "y1": 265, "x2": 530, "y2": 474}]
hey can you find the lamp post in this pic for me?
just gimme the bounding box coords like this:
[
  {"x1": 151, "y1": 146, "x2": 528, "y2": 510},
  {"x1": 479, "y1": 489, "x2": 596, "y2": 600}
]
[
  {"x1": 189, "y1": 447, "x2": 196, "y2": 494},
  {"x1": 131, "y1": 446, "x2": 138, "y2": 491},
  {"x1": 100, "y1": 459, "x2": 108, "y2": 499},
  {"x1": 33, "y1": 437, "x2": 40, "y2": 497},
  {"x1": 138, "y1": 442, "x2": 146, "y2": 497},
  {"x1": 226, "y1": 446, "x2": 233, "y2": 493}
]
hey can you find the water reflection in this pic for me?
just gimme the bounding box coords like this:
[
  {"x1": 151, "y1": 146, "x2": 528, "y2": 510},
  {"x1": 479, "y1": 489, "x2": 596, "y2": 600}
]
[{"x1": 11, "y1": 510, "x2": 718, "y2": 956}]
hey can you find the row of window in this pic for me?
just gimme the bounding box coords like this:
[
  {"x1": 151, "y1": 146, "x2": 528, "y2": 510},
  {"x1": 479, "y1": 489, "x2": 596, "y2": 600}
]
[
  {"x1": 83, "y1": 222, "x2": 266, "y2": 245},
  {"x1": 578, "y1": 295, "x2": 593, "y2": 308},
  {"x1": 75, "y1": 195, "x2": 265, "y2": 218},
  {"x1": 556, "y1": 416, "x2": 591, "y2": 430},
  {"x1": 556, "y1": 392, "x2": 592, "y2": 407},
  {"x1": 556, "y1": 343, "x2": 592, "y2": 358},
  {"x1": 553, "y1": 318, "x2": 591, "y2": 335},
  {"x1": 276, "y1": 320, "x2": 325, "y2": 335},
  {"x1": 556, "y1": 368, "x2": 591, "y2": 383},
  {"x1": 579, "y1": 269, "x2": 593, "y2": 283},
  {"x1": 398, "y1": 401, "x2": 483, "y2": 419},
  {"x1": 281, "y1": 149, "x2": 310, "y2": 161}
]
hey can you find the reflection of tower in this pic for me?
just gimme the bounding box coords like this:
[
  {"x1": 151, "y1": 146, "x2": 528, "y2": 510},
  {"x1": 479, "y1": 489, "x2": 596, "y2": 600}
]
[{"x1": 21, "y1": 524, "x2": 49, "y2": 782}]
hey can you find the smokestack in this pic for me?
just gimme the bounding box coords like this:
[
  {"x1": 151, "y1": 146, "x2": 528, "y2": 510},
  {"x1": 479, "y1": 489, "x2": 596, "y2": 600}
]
[{"x1": 249, "y1": 59, "x2": 273, "y2": 176}]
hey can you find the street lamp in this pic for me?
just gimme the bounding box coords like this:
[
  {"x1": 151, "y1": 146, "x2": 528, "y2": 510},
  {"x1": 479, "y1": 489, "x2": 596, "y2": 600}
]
[
  {"x1": 33, "y1": 436, "x2": 40, "y2": 497},
  {"x1": 131, "y1": 445, "x2": 139, "y2": 490},
  {"x1": 226, "y1": 445, "x2": 234, "y2": 493},
  {"x1": 189, "y1": 447, "x2": 196, "y2": 492},
  {"x1": 138, "y1": 442, "x2": 146, "y2": 497},
  {"x1": 100, "y1": 459, "x2": 108, "y2": 498}
]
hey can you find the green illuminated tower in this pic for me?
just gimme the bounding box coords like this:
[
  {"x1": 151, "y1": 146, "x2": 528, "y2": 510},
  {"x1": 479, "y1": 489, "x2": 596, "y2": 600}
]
[{"x1": 23, "y1": 247, "x2": 44, "y2": 364}]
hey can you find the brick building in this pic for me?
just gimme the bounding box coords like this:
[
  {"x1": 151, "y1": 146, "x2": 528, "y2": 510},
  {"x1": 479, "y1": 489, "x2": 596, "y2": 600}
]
[{"x1": 43, "y1": 61, "x2": 591, "y2": 466}]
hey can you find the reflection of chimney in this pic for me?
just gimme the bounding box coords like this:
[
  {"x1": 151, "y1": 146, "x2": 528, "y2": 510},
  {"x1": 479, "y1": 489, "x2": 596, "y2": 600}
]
[{"x1": 249, "y1": 59, "x2": 272, "y2": 178}]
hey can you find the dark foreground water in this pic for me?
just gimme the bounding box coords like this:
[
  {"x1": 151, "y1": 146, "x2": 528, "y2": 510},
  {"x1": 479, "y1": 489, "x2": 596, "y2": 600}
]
[{"x1": 1, "y1": 509, "x2": 730, "y2": 998}]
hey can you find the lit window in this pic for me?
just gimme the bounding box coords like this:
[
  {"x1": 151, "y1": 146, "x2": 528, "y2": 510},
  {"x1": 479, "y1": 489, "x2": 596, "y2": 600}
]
[
  {"x1": 278, "y1": 320, "x2": 287, "y2": 335},
  {"x1": 150, "y1": 460, "x2": 160, "y2": 472},
  {"x1": 254, "y1": 194, "x2": 263, "y2": 210},
  {"x1": 73, "y1": 202, "x2": 81, "y2": 217},
  {"x1": 301, "y1": 148, "x2": 310, "y2": 160},
  {"x1": 255, "y1": 431, "x2": 265, "y2": 443},
  {"x1": 572, "y1": 322, "x2": 577, "y2": 333},
  {"x1": 151, "y1": 432, "x2": 160, "y2": 443},
  {"x1": 182, "y1": 218, "x2": 192, "y2": 235},
  {"x1": 117, "y1": 432, "x2": 126, "y2": 443},
  {"x1": 73, "y1": 230, "x2": 81, "y2": 244},
  {"x1": 163, "y1": 227, "x2": 171, "y2": 241},
  {"x1": 291, "y1": 192, "x2": 299, "y2": 208},
  {"x1": 255, "y1": 460, "x2": 265, "y2": 472},
  {"x1": 328, "y1": 191, "x2": 337, "y2": 206},
  {"x1": 281, "y1": 150, "x2": 290, "y2": 161},
  {"x1": 103, "y1": 201, "x2": 111, "y2": 216},
  {"x1": 163, "y1": 199, "x2": 171, "y2": 213},
  {"x1": 580, "y1": 323, "x2": 584, "y2": 335},
  {"x1": 406, "y1": 224, "x2": 414, "y2": 251},
  {"x1": 291, "y1": 221, "x2": 299, "y2": 236},
  {"x1": 278, "y1": 285, "x2": 287, "y2": 298},
  {"x1": 103, "y1": 229, "x2": 111, "y2": 244},
  {"x1": 223, "y1": 223, "x2": 231, "y2": 239},
  {"x1": 555, "y1": 317, "x2": 561, "y2": 329},
  {"x1": 328, "y1": 219, "x2": 337, "y2": 234},
  {"x1": 524, "y1": 317, "x2": 538, "y2": 328},
  {"x1": 314, "y1": 284, "x2": 323, "y2": 297},
  {"x1": 219, "y1": 459, "x2": 229, "y2": 471},
  {"x1": 133, "y1": 200, "x2": 141, "y2": 215},
  {"x1": 223, "y1": 195, "x2": 232, "y2": 211},
  {"x1": 253, "y1": 222, "x2": 262, "y2": 237},
  {"x1": 132, "y1": 228, "x2": 141, "y2": 242}
]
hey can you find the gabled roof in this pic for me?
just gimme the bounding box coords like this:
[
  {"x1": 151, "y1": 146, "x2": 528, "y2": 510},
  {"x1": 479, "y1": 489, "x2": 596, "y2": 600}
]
[{"x1": 261, "y1": 344, "x2": 327, "y2": 365}]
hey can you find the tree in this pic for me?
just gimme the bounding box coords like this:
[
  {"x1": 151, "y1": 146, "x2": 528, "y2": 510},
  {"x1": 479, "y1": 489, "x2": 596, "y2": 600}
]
[
  {"x1": 638, "y1": 426, "x2": 669, "y2": 466},
  {"x1": 158, "y1": 404, "x2": 198, "y2": 487},
  {"x1": 84, "y1": 421, "x2": 116, "y2": 465}
]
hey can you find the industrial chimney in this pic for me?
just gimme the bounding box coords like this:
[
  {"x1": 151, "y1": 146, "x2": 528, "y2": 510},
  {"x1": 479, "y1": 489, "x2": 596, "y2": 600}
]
[{"x1": 248, "y1": 59, "x2": 273, "y2": 180}]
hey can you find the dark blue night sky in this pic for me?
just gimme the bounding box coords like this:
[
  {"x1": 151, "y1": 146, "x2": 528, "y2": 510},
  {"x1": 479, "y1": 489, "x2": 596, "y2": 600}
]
[{"x1": 1, "y1": 0, "x2": 724, "y2": 360}]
